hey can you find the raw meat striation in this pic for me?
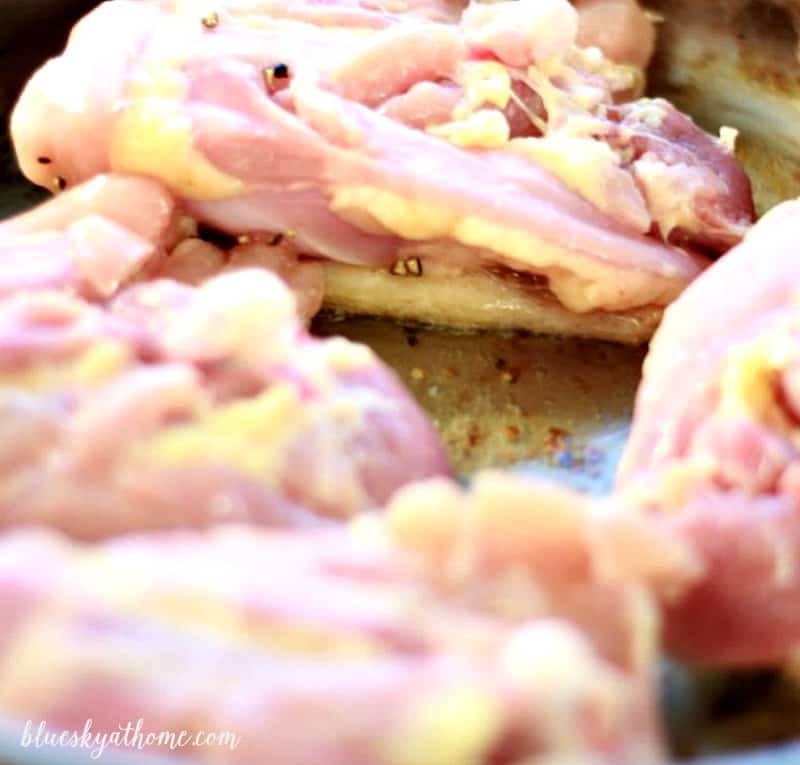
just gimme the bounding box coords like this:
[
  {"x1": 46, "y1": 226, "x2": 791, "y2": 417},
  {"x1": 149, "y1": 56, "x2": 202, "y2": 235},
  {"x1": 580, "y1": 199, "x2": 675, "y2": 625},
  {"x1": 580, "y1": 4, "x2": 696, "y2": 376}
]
[
  {"x1": 619, "y1": 201, "x2": 800, "y2": 666},
  {"x1": 0, "y1": 472, "x2": 684, "y2": 763},
  {"x1": 11, "y1": 0, "x2": 754, "y2": 330}
]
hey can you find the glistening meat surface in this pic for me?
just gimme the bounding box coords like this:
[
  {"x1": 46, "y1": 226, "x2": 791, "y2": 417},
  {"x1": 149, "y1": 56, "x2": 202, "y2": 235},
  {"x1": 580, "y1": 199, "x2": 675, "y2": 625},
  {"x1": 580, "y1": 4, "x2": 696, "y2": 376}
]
[
  {"x1": 618, "y1": 201, "x2": 800, "y2": 666},
  {"x1": 11, "y1": 0, "x2": 754, "y2": 328},
  {"x1": 0, "y1": 472, "x2": 690, "y2": 763}
]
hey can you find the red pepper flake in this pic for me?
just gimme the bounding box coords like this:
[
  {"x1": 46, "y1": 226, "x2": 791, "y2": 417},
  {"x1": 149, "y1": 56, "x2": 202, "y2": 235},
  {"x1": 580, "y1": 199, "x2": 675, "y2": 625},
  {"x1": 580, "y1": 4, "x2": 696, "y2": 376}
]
[
  {"x1": 37, "y1": 157, "x2": 52, "y2": 165},
  {"x1": 467, "y1": 425, "x2": 483, "y2": 448},
  {"x1": 505, "y1": 425, "x2": 521, "y2": 442},
  {"x1": 545, "y1": 427, "x2": 570, "y2": 453}
]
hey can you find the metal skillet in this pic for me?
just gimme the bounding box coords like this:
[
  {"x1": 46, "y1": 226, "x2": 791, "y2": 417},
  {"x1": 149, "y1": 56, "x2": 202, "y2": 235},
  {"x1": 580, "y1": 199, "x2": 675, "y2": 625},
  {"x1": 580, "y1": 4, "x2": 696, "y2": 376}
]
[{"x1": 0, "y1": 2, "x2": 799, "y2": 764}]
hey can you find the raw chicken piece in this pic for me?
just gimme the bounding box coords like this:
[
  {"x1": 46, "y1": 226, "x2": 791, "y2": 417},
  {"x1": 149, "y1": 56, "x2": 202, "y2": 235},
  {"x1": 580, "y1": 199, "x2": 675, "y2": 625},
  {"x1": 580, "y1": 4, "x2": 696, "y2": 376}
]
[
  {"x1": 10, "y1": 0, "x2": 754, "y2": 341},
  {"x1": 647, "y1": 0, "x2": 800, "y2": 214},
  {"x1": 157, "y1": 0, "x2": 654, "y2": 66},
  {"x1": 0, "y1": 175, "x2": 326, "y2": 322},
  {"x1": 0, "y1": 174, "x2": 177, "y2": 300},
  {"x1": 0, "y1": 473, "x2": 686, "y2": 763},
  {"x1": 618, "y1": 200, "x2": 800, "y2": 666},
  {"x1": 378, "y1": 472, "x2": 702, "y2": 669},
  {"x1": 148, "y1": 235, "x2": 325, "y2": 323},
  {"x1": 0, "y1": 268, "x2": 449, "y2": 539},
  {"x1": 574, "y1": 0, "x2": 656, "y2": 70}
]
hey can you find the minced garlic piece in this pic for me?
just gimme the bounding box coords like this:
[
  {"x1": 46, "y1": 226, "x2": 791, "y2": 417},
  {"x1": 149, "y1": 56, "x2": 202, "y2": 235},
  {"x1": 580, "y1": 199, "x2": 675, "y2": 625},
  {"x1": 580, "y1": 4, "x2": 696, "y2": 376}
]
[
  {"x1": 719, "y1": 126, "x2": 739, "y2": 153},
  {"x1": 621, "y1": 457, "x2": 716, "y2": 514},
  {"x1": 0, "y1": 342, "x2": 131, "y2": 392},
  {"x1": 384, "y1": 688, "x2": 502, "y2": 765},
  {"x1": 427, "y1": 109, "x2": 510, "y2": 149},
  {"x1": 322, "y1": 336, "x2": 375, "y2": 372},
  {"x1": 111, "y1": 65, "x2": 243, "y2": 200},
  {"x1": 718, "y1": 335, "x2": 797, "y2": 435},
  {"x1": 331, "y1": 187, "x2": 457, "y2": 240},
  {"x1": 459, "y1": 61, "x2": 512, "y2": 112},
  {"x1": 141, "y1": 594, "x2": 381, "y2": 657},
  {"x1": 136, "y1": 385, "x2": 308, "y2": 482},
  {"x1": 510, "y1": 136, "x2": 649, "y2": 232},
  {"x1": 329, "y1": 184, "x2": 633, "y2": 312}
]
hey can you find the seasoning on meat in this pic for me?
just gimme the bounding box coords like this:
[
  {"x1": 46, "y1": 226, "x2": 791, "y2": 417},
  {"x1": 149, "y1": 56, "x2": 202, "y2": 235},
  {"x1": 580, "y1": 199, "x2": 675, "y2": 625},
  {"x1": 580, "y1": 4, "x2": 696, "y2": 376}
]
[
  {"x1": 391, "y1": 258, "x2": 423, "y2": 276},
  {"x1": 0, "y1": 178, "x2": 452, "y2": 538},
  {"x1": 10, "y1": 0, "x2": 756, "y2": 342},
  {"x1": 201, "y1": 11, "x2": 220, "y2": 29},
  {"x1": 0, "y1": 471, "x2": 693, "y2": 763},
  {"x1": 619, "y1": 200, "x2": 800, "y2": 666}
]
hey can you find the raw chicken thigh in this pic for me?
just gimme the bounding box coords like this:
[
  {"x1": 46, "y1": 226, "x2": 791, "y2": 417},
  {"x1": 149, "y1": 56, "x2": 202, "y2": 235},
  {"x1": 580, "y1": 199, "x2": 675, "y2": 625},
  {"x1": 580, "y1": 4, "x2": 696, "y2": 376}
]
[
  {"x1": 0, "y1": 473, "x2": 689, "y2": 763},
  {"x1": 619, "y1": 201, "x2": 800, "y2": 666},
  {"x1": 0, "y1": 189, "x2": 449, "y2": 538},
  {"x1": 11, "y1": 0, "x2": 754, "y2": 341}
]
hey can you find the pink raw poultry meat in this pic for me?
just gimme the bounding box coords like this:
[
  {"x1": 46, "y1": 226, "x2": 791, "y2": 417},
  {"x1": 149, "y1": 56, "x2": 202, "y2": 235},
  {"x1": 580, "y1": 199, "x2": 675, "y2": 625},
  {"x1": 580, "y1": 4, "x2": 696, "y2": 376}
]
[
  {"x1": 0, "y1": 173, "x2": 327, "y2": 321},
  {"x1": 573, "y1": 0, "x2": 656, "y2": 69},
  {"x1": 0, "y1": 261, "x2": 449, "y2": 539},
  {"x1": 144, "y1": 235, "x2": 327, "y2": 323},
  {"x1": 618, "y1": 201, "x2": 800, "y2": 666},
  {"x1": 404, "y1": 0, "x2": 658, "y2": 67},
  {"x1": 0, "y1": 472, "x2": 694, "y2": 764},
  {"x1": 10, "y1": 0, "x2": 754, "y2": 339},
  {"x1": 0, "y1": 175, "x2": 177, "y2": 300}
]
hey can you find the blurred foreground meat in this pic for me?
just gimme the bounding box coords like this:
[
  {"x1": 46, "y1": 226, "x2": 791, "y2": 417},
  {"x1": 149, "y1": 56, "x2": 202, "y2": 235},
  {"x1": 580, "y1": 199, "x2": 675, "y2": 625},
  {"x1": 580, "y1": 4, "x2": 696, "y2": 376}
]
[
  {"x1": 11, "y1": 0, "x2": 754, "y2": 341},
  {"x1": 0, "y1": 473, "x2": 695, "y2": 764},
  {"x1": 619, "y1": 201, "x2": 800, "y2": 666},
  {"x1": 0, "y1": 262, "x2": 449, "y2": 538},
  {"x1": 0, "y1": 174, "x2": 177, "y2": 300},
  {"x1": 0, "y1": 173, "x2": 328, "y2": 322}
]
